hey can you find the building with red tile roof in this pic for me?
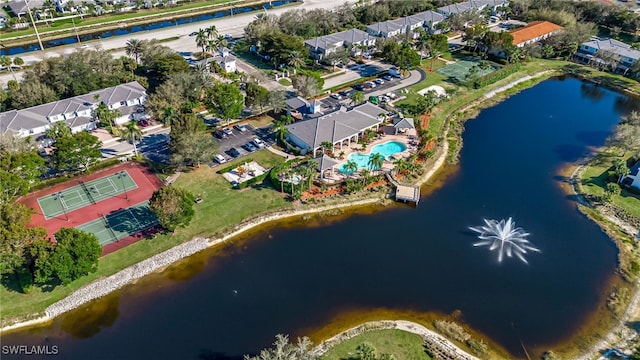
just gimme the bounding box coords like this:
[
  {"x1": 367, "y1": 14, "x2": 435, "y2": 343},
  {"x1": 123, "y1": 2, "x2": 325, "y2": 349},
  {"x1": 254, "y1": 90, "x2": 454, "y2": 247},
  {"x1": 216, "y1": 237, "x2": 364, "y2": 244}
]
[{"x1": 509, "y1": 21, "x2": 563, "y2": 47}]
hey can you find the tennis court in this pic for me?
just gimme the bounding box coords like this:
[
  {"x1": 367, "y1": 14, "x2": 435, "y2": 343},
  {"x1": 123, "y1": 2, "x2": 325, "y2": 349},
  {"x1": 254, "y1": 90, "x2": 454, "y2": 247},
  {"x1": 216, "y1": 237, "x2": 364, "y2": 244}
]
[
  {"x1": 37, "y1": 170, "x2": 138, "y2": 220},
  {"x1": 76, "y1": 202, "x2": 159, "y2": 246},
  {"x1": 437, "y1": 60, "x2": 496, "y2": 83}
]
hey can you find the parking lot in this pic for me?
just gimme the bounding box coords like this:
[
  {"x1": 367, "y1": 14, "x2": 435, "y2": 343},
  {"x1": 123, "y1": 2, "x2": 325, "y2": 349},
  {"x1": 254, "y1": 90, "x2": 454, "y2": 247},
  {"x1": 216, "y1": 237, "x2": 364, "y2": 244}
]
[
  {"x1": 318, "y1": 73, "x2": 403, "y2": 110},
  {"x1": 212, "y1": 123, "x2": 275, "y2": 164}
]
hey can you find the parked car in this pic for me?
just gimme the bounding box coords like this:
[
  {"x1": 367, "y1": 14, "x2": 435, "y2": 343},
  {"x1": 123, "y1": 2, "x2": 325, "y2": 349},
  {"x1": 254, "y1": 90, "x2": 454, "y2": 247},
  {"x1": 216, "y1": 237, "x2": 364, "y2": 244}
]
[
  {"x1": 339, "y1": 90, "x2": 352, "y2": 97},
  {"x1": 382, "y1": 75, "x2": 393, "y2": 81},
  {"x1": 330, "y1": 93, "x2": 342, "y2": 100},
  {"x1": 363, "y1": 52, "x2": 372, "y2": 59},
  {"x1": 214, "y1": 154, "x2": 226, "y2": 164},
  {"x1": 354, "y1": 83, "x2": 366, "y2": 91},
  {"x1": 214, "y1": 130, "x2": 227, "y2": 139},
  {"x1": 234, "y1": 124, "x2": 247, "y2": 132},
  {"x1": 374, "y1": 78, "x2": 384, "y2": 85},
  {"x1": 222, "y1": 128, "x2": 233, "y2": 136},
  {"x1": 138, "y1": 119, "x2": 149, "y2": 127},
  {"x1": 228, "y1": 147, "x2": 241, "y2": 157},
  {"x1": 365, "y1": 81, "x2": 376, "y2": 88},
  {"x1": 253, "y1": 138, "x2": 265, "y2": 148},
  {"x1": 244, "y1": 142, "x2": 257, "y2": 152}
]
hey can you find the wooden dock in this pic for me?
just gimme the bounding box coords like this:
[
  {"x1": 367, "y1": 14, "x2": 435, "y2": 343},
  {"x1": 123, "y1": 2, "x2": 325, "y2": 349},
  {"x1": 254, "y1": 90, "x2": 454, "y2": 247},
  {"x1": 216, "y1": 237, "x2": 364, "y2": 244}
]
[{"x1": 385, "y1": 172, "x2": 420, "y2": 205}]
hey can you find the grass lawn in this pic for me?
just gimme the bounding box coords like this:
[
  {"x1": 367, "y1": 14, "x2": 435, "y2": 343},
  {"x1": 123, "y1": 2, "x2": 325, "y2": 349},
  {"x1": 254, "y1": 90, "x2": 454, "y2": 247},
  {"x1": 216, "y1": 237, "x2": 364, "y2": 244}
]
[
  {"x1": 0, "y1": 150, "x2": 291, "y2": 325},
  {"x1": 278, "y1": 78, "x2": 292, "y2": 86},
  {"x1": 580, "y1": 151, "x2": 640, "y2": 218},
  {"x1": 321, "y1": 329, "x2": 431, "y2": 360},
  {"x1": 394, "y1": 59, "x2": 448, "y2": 106},
  {"x1": 0, "y1": 0, "x2": 237, "y2": 40}
]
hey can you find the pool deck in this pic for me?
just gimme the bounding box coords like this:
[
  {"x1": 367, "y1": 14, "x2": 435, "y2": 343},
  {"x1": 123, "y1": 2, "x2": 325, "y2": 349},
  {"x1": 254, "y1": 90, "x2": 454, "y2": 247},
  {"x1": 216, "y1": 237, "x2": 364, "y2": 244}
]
[{"x1": 321, "y1": 133, "x2": 416, "y2": 183}]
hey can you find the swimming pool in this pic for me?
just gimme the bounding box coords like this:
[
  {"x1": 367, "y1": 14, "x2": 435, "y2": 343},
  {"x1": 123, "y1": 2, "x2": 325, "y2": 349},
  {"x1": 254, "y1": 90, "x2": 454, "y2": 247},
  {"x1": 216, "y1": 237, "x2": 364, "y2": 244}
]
[{"x1": 339, "y1": 141, "x2": 407, "y2": 173}]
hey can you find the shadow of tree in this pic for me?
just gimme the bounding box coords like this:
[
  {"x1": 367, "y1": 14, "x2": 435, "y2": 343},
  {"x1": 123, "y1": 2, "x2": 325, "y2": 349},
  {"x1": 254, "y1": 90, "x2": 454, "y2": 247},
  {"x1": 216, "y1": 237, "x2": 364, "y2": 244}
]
[
  {"x1": 60, "y1": 294, "x2": 120, "y2": 339},
  {"x1": 196, "y1": 349, "x2": 243, "y2": 360},
  {"x1": 0, "y1": 272, "x2": 25, "y2": 293}
]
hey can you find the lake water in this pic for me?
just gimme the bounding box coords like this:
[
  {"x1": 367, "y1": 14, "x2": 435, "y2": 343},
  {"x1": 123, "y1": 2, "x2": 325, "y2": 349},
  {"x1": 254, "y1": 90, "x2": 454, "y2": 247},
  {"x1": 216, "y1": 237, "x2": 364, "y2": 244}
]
[{"x1": 4, "y1": 77, "x2": 639, "y2": 359}]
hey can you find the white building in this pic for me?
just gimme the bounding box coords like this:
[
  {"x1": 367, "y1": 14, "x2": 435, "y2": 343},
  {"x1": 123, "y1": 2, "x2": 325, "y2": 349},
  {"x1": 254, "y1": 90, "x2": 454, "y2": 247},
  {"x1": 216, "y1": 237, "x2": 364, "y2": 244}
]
[{"x1": 0, "y1": 81, "x2": 147, "y2": 138}]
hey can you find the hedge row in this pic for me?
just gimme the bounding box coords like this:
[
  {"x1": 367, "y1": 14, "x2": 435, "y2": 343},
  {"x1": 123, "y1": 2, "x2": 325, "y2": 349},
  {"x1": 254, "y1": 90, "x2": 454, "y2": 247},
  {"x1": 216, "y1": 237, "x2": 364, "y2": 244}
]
[
  {"x1": 31, "y1": 157, "x2": 125, "y2": 191},
  {"x1": 237, "y1": 171, "x2": 270, "y2": 189},
  {"x1": 467, "y1": 63, "x2": 521, "y2": 89}
]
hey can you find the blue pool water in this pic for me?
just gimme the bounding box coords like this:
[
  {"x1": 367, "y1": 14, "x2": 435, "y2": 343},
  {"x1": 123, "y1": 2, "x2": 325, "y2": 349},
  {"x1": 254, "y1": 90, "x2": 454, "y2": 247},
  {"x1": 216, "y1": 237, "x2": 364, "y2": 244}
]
[{"x1": 339, "y1": 141, "x2": 407, "y2": 173}]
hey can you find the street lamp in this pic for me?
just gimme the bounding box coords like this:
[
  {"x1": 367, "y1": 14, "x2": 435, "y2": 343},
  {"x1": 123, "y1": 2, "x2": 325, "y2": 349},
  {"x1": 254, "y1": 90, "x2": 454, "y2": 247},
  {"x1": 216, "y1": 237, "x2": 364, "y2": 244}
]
[
  {"x1": 24, "y1": 0, "x2": 45, "y2": 52},
  {"x1": 116, "y1": 171, "x2": 129, "y2": 201},
  {"x1": 52, "y1": 191, "x2": 68, "y2": 221}
]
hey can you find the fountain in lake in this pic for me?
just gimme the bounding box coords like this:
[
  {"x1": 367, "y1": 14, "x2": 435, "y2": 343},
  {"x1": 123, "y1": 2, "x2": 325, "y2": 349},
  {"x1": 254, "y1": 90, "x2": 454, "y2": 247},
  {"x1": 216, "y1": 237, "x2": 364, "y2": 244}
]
[{"x1": 470, "y1": 218, "x2": 541, "y2": 264}]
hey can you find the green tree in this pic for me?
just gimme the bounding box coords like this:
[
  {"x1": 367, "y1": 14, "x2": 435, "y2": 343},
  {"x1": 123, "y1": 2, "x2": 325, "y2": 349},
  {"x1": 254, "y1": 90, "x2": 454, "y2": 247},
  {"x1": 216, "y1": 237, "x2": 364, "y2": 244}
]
[
  {"x1": 245, "y1": 82, "x2": 270, "y2": 111},
  {"x1": 195, "y1": 28, "x2": 208, "y2": 53},
  {"x1": 10, "y1": 81, "x2": 58, "y2": 109},
  {"x1": 368, "y1": 152, "x2": 384, "y2": 173},
  {"x1": 45, "y1": 121, "x2": 72, "y2": 142},
  {"x1": 0, "y1": 55, "x2": 17, "y2": 82},
  {"x1": 268, "y1": 90, "x2": 287, "y2": 114},
  {"x1": 170, "y1": 132, "x2": 219, "y2": 168},
  {"x1": 125, "y1": 38, "x2": 144, "y2": 64},
  {"x1": 0, "y1": 203, "x2": 46, "y2": 276},
  {"x1": 604, "y1": 182, "x2": 621, "y2": 202},
  {"x1": 355, "y1": 342, "x2": 376, "y2": 360},
  {"x1": 260, "y1": 32, "x2": 307, "y2": 69},
  {"x1": 92, "y1": 102, "x2": 122, "y2": 131},
  {"x1": 159, "y1": 106, "x2": 181, "y2": 127},
  {"x1": 350, "y1": 90, "x2": 365, "y2": 106},
  {"x1": 12, "y1": 57, "x2": 24, "y2": 67},
  {"x1": 0, "y1": 170, "x2": 29, "y2": 203},
  {"x1": 287, "y1": 50, "x2": 306, "y2": 69},
  {"x1": 321, "y1": 141, "x2": 333, "y2": 155},
  {"x1": 53, "y1": 131, "x2": 102, "y2": 172},
  {"x1": 207, "y1": 82, "x2": 244, "y2": 126},
  {"x1": 31, "y1": 228, "x2": 101, "y2": 286},
  {"x1": 344, "y1": 159, "x2": 358, "y2": 175},
  {"x1": 149, "y1": 186, "x2": 196, "y2": 232},
  {"x1": 121, "y1": 121, "x2": 143, "y2": 157},
  {"x1": 613, "y1": 157, "x2": 630, "y2": 181}
]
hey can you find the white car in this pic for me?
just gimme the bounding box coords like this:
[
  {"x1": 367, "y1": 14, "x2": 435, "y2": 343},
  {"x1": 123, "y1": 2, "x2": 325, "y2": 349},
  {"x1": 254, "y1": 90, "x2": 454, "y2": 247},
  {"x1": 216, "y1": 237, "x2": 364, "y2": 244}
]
[
  {"x1": 330, "y1": 93, "x2": 342, "y2": 100},
  {"x1": 214, "y1": 154, "x2": 226, "y2": 164},
  {"x1": 253, "y1": 138, "x2": 265, "y2": 148}
]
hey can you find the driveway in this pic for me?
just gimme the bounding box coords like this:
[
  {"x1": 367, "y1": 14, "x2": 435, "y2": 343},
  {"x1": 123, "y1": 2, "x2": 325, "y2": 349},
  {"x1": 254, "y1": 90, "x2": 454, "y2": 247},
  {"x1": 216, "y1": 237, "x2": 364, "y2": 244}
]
[
  {"x1": 322, "y1": 60, "x2": 392, "y2": 90},
  {"x1": 213, "y1": 124, "x2": 274, "y2": 164}
]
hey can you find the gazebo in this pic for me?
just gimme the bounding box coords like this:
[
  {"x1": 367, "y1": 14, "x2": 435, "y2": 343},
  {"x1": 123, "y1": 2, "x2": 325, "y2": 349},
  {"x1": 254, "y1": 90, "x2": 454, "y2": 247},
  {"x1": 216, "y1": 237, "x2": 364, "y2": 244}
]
[
  {"x1": 393, "y1": 117, "x2": 415, "y2": 134},
  {"x1": 315, "y1": 154, "x2": 339, "y2": 179}
]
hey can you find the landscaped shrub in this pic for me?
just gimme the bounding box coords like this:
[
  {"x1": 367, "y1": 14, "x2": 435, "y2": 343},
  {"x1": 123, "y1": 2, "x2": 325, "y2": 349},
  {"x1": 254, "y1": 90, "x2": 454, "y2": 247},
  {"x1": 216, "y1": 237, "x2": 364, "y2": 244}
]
[
  {"x1": 433, "y1": 320, "x2": 471, "y2": 343},
  {"x1": 466, "y1": 63, "x2": 521, "y2": 89},
  {"x1": 467, "y1": 339, "x2": 488, "y2": 356},
  {"x1": 237, "y1": 170, "x2": 270, "y2": 189},
  {"x1": 17, "y1": 266, "x2": 33, "y2": 294}
]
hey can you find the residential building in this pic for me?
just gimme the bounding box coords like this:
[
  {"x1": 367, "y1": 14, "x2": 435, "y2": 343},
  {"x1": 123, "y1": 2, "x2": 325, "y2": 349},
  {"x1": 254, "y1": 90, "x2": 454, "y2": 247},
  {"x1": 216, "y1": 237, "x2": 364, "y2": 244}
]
[
  {"x1": 436, "y1": 0, "x2": 508, "y2": 17},
  {"x1": 365, "y1": 12, "x2": 444, "y2": 38},
  {"x1": 574, "y1": 38, "x2": 640, "y2": 73},
  {"x1": 509, "y1": 21, "x2": 562, "y2": 47},
  {"x1": 285, "y1": 102, "x2": 386, "y2": 157},
  {"x1": 304, "y1": 29, "x2": 376, "y2": 60},
  {"x1": 0, "y1": 81, "x2": 147, "y2": 138},
  {"x1": 6, "y1": 0, "x2": 45, "y2": 18},
  {"x1": 213, "y1": 48, "x2": 236, "y2": 73}
]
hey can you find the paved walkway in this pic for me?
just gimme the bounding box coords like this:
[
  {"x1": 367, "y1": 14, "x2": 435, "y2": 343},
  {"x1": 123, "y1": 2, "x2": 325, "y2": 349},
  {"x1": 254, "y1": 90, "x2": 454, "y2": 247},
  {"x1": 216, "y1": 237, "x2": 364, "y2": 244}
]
[{"x1": 368, "y1": 69, "x2": 426, "y2": 97}]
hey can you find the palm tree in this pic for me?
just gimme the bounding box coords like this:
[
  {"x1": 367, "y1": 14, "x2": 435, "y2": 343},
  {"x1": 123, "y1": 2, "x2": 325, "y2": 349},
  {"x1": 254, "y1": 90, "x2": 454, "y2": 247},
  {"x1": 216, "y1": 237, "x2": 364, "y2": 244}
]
[
  {"x1": 121, "y1": 121, "x2": 143, "y2": 156},
  {"x1": 92, "y1": 102, "x2": 121, "y2": 131},
  {"x1": 394, "y1": 158, "x2": 409, "y2": 174},
  {"x1": 159, "y1": 107, "x2": 180, "y2": 126},
  {"x1": 207, "y1": 25, "x2": 218, "y2": 40},
  {"x1": 368, "y1": 153, "x2": 384, "y2": 173},
  {"x1": 344, "y1": 160, "x2": 358, "y2": 176},
  {"x1": 12, "y1": 57, "x2": 24, "y2": 67},
  {"x1": 195, "y1": 29, "x2": 208, "y2": 53},
  {"x1": 287, "y1": 51, "x2": 306, "y2": 69},
  {"x1": 125, "y1": 39, "x2": 143, "y2": 64},
  {"x1": 360, "y1": 168, "x2": 371, "y2": 186},
  {"x1": 350, "y1": 91, "x2": 364, "y2": 106},
  {"x1": 0, "y1": 56, "x2": 16, "y2": 82},
  {"x1": 321, "y1": 141, "x2": 333, "y2": 155}
]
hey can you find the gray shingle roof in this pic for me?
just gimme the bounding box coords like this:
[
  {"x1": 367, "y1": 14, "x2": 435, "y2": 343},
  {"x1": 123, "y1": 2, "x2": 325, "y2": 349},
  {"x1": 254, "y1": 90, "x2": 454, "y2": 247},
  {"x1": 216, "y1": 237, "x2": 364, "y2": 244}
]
[
  {"x1": 314, "y1": 154, "x2": 339, "y2": 172},
  {"x1": 304, "y1": 29, "x2": 374, "y2": 53},
  {"x1": 0, "y1": 81, "x2": 146, "y2": 137},
  {"x1": 286, "y1": 96, "x2": 309, "y2": 113},
  {"x1": 582, "y1": 38, "x2": 640, "y2": 61},
  {"x1": 393, "y1": 117, "x2": 415, "y2": 130},
  {"x1": 6, "y1": 0, "x2": 45, "y2": 16},
  {"x1": 286, "y1": 102, "x2": 384, "y2": 149}
]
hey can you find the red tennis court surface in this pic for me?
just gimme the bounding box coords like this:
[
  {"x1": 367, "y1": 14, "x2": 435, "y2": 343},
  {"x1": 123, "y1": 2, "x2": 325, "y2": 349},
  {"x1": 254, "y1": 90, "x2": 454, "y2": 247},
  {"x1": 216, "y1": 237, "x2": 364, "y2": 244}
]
[{"x1": 19, "y1": 162, "x2": 164, "y2": 256}]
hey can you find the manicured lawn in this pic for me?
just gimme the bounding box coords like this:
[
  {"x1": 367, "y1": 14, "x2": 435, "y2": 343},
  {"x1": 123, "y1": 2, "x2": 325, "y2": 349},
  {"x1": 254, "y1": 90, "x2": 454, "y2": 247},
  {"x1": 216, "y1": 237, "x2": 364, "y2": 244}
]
[
  {"x1": 321, "y1": 329, "x2": 431, "y2": 360},
  {"x1": 580, "y1": 152, "x2": 640, "y2": 219},
  {"x1": 0, "y1": 150, "x2": 291, "y2": 325},
  {"x1": 395, "y1": 59, "x2": 448, "y2": 106},
  {"x1": 278, "y1": 78, "x2": 292, "y2": 86}
]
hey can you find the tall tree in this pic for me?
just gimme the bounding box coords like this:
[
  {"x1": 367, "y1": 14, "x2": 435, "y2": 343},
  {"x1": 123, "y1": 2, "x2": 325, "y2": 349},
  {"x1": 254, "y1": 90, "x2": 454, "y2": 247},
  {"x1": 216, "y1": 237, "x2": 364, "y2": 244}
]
[
  {"x1": 92, "y1": 102, "x2": 122, "y2": 131},
  {"x1": 159, "y1": 106, "x2": 181, "y2": 127},
  {"x1": 245, "y1": 82, "x2": 270, "y2": 111},
  {"x1": 125, "y1": 39, "x2": 144, "y2": 64},
  {"x1": 368, "y1": 152, "x2": 384, "y2": 173},
  {"x1": 292, "y1": 74, "x2": 321, "y2": 98},
  {"x1": 268, "y1": 90, "x2": 287, "y2": 114},
  {"x1": 53, "y1": 131, "x2": 102, "y2": 172},
  {"x1": 0, "y1": 56, "x2": 17, "y2": 82},
  {"x1": 170, "y1": 131, "x2": 219, "y2": 168},
  {"x1": 31, "y1": 228, "x2": 101, "y2": 286},
  {"x1": 207, "y1": 82, "x2": 244, "y2": 126},
  {"x1": 121, "y1": 121, "x2": 143, "y2": 157},
  {"x1": 195, "y1": 28, "x2": 208, "y2": 53},
  {"x1": 0, "y1": 203, "x2": 46, "y2": 276},
  {"x1": 149, "y1": 186, "x2": 196, "y2": 232},
  {"x1": 287, "y1": 50, "x2": 306, "y2": 69},
  {"x1": 350, "y1": 90, "x2": 364, "y2": 106}
]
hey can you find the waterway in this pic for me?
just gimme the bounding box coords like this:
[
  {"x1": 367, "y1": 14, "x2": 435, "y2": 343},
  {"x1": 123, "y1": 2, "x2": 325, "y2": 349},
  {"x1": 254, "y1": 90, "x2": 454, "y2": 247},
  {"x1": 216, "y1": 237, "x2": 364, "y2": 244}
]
[
  {"x1": 3, "y1": 77, "x2": 640, "y2": 359},
  {"x1": 0, "y1": 0, "x2": 293, "y2": 56}
]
